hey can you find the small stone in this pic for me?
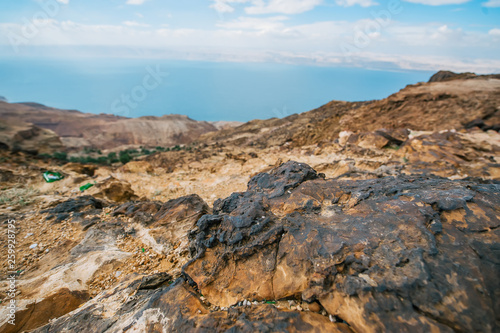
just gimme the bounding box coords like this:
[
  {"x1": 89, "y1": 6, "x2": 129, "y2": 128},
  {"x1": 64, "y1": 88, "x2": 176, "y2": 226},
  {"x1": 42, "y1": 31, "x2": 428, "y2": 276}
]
[
  {"x1": 329, "y1": 314, "x2": 336, "y2": 323},
  {"x1": 308, "y1": 302, "x2": 321, "y2": 313}
]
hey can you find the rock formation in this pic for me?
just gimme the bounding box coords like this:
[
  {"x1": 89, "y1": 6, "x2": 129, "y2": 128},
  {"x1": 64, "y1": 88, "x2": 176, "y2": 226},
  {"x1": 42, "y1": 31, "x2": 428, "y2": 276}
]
[
  {"x1": 0, "y1": 103, "x2": 217, "y2": 150},
  {"x1": 202, "y1": 72, "x2": 500, "y2": 147},
  {"x1": 0, "y1": 118, "x2": 64, "y2": 154},
  {"x1": 0, "y1": 161, "x2": 497, "y2": 332}
]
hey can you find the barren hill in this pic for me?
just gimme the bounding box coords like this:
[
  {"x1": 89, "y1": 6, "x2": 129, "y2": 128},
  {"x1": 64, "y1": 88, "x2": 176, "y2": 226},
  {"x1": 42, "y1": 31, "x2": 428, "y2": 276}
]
[
  {"x1": 0, "y1": 101, "x2": 217, "y2": 150},
  {"x1": 202, "y1": 71, "x2": 500, "y2": 147}
]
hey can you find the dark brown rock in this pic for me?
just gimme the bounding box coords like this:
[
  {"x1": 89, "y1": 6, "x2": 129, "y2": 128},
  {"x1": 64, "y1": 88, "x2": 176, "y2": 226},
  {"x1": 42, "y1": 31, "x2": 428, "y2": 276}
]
[{"x1": 184, "y1": 161, "x2": 500, "y2": 332}]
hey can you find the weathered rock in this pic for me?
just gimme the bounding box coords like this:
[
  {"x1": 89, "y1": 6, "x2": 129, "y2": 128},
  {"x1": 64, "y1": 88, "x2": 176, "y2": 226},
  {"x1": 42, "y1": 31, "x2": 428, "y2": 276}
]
[
  {"x1": 120, "y1": 160, "x2": 154, "y2": 174},
  {"x1": 0, "y1": 118, "x2": 64, "y2": 154},
  {"x1": 113, "y1": 194, "x2": 209, "y2": 270},
  {"x1": 0, "y1": 288, "x2": 89, "y2": 333},
  {"x1": 88, "y1": 176, "x2": 137, "y2": 202},
  {"x1": 41, "y1": 195, "x2": 106, "y2": 224},
  {"x1": 184, "y1": 161, "x2": 500, "y2": 332},
  {"x1": 398, "y1": 130, "x2": 500, "y2": 179},
  {"x1": 63, "y1": 162, "x2": 97, "y2": 176},
  {"x1": 33, "y1": 276, "x2": 351, "y2": 333},
  {"x1": 346, "y1": 132, "x2": 390, "y2": 149}
]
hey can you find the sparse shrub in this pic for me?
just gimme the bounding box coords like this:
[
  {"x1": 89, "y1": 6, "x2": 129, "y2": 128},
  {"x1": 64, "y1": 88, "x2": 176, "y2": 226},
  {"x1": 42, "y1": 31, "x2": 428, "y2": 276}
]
[
  {"x1": 97, "y1": 156, "x2": 109, "y2": 165},
  {"x1": 119, "y1": 151, "x2": 132, "y2": 164},
  {"x1": 53, "y1": 151, "x2": 68, "y2": 161}
]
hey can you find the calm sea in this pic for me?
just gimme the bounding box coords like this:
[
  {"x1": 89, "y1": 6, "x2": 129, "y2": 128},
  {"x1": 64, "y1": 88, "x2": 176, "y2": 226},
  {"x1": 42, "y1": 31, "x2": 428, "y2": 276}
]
[{"x1": 0, "y1": 57, "x2": 433, "y2": 122}]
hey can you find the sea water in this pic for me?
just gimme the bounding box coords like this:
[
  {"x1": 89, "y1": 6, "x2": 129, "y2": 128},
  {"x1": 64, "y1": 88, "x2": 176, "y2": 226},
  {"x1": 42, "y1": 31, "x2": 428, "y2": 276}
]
[{"x1": 0, "y1": 57, "x2": 433, "y2": 122}]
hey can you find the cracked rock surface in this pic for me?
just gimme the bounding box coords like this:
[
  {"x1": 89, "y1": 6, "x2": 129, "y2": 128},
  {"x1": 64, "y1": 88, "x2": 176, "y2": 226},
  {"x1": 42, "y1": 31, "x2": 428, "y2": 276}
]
[
  {"x1": 185, "y1": 161, "x2": 500, "y2": 332},
  {"x1": 22, "y1": 161, "x2": 500, "y2": 333}
]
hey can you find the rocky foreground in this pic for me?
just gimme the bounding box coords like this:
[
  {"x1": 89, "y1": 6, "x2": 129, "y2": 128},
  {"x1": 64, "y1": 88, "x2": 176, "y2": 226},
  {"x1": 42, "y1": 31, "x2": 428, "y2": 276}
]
[
  {"x1": 0, "y1": 71, "x2": 499, "y2": 332},
  {"x1": 0, "y1": 156, "x2": 499, "y2": 332}
]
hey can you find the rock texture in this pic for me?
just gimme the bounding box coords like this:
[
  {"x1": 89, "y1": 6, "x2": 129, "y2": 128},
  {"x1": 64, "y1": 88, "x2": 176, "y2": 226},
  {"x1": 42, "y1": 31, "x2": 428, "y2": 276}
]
[
  {"x1": 184, "y1": 161, "x2": 500, "y2": 332},
  {"x1": 12, "y1": 161, "x2": 499, "y2": 333}
]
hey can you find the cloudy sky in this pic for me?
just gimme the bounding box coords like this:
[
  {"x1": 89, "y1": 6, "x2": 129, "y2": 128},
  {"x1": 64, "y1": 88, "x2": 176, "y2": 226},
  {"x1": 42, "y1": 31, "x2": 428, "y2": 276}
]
[{"x1": 0, "y1": 0, "x2": 499, "y2": 72}]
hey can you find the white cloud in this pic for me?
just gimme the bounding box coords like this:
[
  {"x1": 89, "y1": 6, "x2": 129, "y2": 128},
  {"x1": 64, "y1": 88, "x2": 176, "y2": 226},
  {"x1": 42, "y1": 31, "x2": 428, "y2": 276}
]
[
  {"x1": 336, "y1": 0, "x2": 379, "y2": 7},
  {"x1": 402, "y1": 0, "x2": 471, "y2": 5},
  {"x1": 56, "y1": 0, "x2": 69, "y2": 4},
  {"x1": 482, "y1": 0, "x2": 500, "y2": 6},
  {"x1": 123, "y1": 21, "x2": 151, "y2": 27},
  {"x1": 126, "y1": 0, "x2": 147, "y2": 5},
  {"x1": 1, "y1": 18, "x2": 499, "y2": 73},
  {"x1": 489, "y1": 28, "x2": 500, "y2": 36},
  {"x1": 210, "y1": 0, "x2": 251, "y2": 13},
  {"x1": 210, "y1": 0, "x2": 323, "y2": 14},
  {"x1": 217, "y1": 16, "x2": 288, "y2": 30},
  {"x1": 245, "y1": 0, "x2": 323, "y2": 14}
]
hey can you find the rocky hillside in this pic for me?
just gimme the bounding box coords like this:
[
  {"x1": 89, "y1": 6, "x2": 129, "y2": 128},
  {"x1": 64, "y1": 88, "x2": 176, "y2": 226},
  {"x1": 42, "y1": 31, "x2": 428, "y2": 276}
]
[
  {"x1": 202, "y1": 71, "x2": 500, "y2": 147},
  {"x1": 0, "y1": 101, "x2": 217, "y2": 150},
  {"x1": 0, "y1": 118, "x2": 63, "y2": 154}
]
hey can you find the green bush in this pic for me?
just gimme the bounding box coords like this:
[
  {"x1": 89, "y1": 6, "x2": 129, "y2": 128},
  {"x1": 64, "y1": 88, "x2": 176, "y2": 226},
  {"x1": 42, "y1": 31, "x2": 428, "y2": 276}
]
[
  {"x1": 119, "y1": 151, "x2": 132, "y2": 164},
  {"x1": 53, "y1": 151, "x2": 68, "y2": 161},
  {"x1": 97, "y1": 156, "x2": 109, "y2": 165}
]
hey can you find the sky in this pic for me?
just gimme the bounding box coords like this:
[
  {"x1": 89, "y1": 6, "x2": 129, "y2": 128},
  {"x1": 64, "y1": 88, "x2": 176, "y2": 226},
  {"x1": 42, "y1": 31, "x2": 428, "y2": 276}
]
[{"x1": 0, "y1": 0, "x2": 499, "y2": 73}]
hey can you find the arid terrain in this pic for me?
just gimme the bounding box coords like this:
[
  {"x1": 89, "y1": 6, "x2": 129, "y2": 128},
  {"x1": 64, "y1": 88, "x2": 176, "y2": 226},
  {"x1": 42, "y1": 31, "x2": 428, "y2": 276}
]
[
  {"x1": 0, "y1": 71, "x2": 499, "y2": 332},
  {"x1": 0, "y1": 102, "x2": 219, "y2": 151}
]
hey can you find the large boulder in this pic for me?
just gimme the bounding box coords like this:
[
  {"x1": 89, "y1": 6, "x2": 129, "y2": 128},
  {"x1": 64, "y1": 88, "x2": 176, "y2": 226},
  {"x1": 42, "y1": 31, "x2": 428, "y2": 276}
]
[
  {"x1": 87, "y1": 176, "x2": 137, "y2": 202},
  {"x1": 15, "y1": 161, "x2": 500, "y2": 333},
  {"x1": 184, "y1": 161, "x2": 500, "y2": 332}
]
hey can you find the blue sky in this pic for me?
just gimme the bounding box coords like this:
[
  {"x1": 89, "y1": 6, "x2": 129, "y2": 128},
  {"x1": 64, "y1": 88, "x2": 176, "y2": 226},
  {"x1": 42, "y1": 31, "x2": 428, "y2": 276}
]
[{"x1": 0, "y1": 0, "x2": 499, "y2": 72}]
